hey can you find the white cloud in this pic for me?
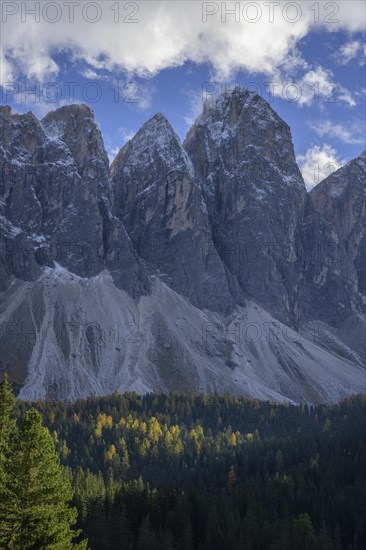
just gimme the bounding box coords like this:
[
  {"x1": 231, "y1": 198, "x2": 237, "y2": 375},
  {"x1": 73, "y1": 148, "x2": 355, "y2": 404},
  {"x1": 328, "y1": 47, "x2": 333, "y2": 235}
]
[
  {"x1": 183, "y1": 87, "x2": 212, "y2": 127},
  {"x1": 134, "y1": 84, "x2": 155, "y2": 111},
  {"x1": 336, "y1": 40, "x2": 366, "y2": 66},
  {"x1": 297, "y1": 144, "x2": 347, "y2": 190},
  {"x1": 0, "y1": 51, "x2": 15, "y2": 82},
  {"x1": 1, "y1": 1, "x2": 365, "y2": 85},
  {"x1": 266, "y1": 65, "x2": 356, "y2": 108},
  {"x1": 107, "y1": 146, "x2": 120, "y2": 164},
  {"x1": 337, "y1": 88, "x2": 357, "y2": 108},
  {"x1": 309, "y1": 120, "x2": 365, "y2": 145},
  {"x1": 118, "y1": 127, "x2": 136, "y2": 143},
  {"x1": 78, "y1": 68, "x2": 109, "y2": 80},
  {"x1": 106, "y1": 127, "x2": 136, "y2": 163},
  {"x1": 109, "y1": 80, "x2": 155, "y2": 112},
  {"x1": 337, "y1": 40, "x2": 362, "y2": 64}
]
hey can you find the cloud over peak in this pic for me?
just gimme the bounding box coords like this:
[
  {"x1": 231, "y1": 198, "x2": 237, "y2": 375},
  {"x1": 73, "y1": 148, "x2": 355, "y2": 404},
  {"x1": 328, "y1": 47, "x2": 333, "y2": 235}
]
[{"x1": 1, "y1": 1, "x2": 365, "y2": 84}]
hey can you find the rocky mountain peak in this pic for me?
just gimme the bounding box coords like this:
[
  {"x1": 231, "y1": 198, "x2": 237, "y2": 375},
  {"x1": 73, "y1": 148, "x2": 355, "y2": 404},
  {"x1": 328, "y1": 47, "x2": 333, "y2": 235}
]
[
  {"x1": 0, "y1": 107, "x2": 46, "y2": 157},
  {"x1": 111, "y1": 111, "x2": 194, "y2": 182},
  {"x1": 111, "y1": 110, "x2": 237, "y2": 313},
  {"x1": 0, "y1": 105, "x2": 12, "y2": 116},
  {"x1": 42, "y1": 104, "x2": 109, "y2": 176},
  {"x1": 0, "y1": 104, "x2": 148, "y2": 294},
  {"x1": 42, "y1": 103, "x2": 94, "y2": 128},
  {"x1": 0, "y1": 100, "x2": 365, "y2": 403},
  {"x1": 185, "y1": 87, "x2": 305, "y2": 192},
  {"x1": 183, "y1": 87, "x2": 308, "y2": 324},
  {"x1": 201, "y1": 87, "x2": 267, "y2": 126},
  {"x1": 312, "y1": 151, "x2": 365, "y2": 199},
  {"x1": 311, "y1": 150, "x2": 366, "y2": 295}
]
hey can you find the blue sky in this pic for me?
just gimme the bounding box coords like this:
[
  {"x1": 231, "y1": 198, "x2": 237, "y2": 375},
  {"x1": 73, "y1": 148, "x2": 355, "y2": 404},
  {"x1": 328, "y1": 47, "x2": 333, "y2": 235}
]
[{"x1": 0, "y1": 1, "x2": 365, "y2": 188}]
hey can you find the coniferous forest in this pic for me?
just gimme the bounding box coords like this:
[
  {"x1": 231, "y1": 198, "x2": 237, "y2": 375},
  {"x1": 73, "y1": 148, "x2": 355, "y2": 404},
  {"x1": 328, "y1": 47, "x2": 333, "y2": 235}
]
[{"x1": 1, "y1": 377, "x2": 365, "y2": 550}]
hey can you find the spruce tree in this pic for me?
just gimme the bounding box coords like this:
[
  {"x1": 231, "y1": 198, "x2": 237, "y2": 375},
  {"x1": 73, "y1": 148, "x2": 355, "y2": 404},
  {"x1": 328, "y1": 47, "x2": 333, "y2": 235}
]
[
  {"x1": 0, "y1": 408, "x2": 88, "y2": 549},
  {"x1": 0, "y1": 374, "x2": 16, "y2": 514},
  {"x1": 136, "y1": 515, "x2": 159, "y2": 550},
  {"x1": 0, "y1": 373, "x2": 15, "y2": 456}
]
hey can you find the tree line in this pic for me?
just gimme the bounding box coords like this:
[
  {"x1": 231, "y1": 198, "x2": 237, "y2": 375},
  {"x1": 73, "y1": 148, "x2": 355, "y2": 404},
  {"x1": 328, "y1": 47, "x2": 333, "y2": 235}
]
[{"x1": 1, "y1": 379, "x2": 365, "y2": 549}]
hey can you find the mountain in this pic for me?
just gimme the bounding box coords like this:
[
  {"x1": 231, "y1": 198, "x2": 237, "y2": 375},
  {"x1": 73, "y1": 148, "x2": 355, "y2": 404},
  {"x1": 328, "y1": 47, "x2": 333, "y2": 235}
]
[
  {"x1": 0, "y1": 92, "x2": 365, "y2": 403},
  {"x1": 309, "y1": 151, "x2": 366, "y2": 362},
  {"x1": 184, "y1": 89, "x2": 361, "y2": 327},
  {"x1": 311, "y1": 151, "x2": 365, "y2": 296},
  {"x1": 111, "y1": 112, "x2": 238, "y2": 314}
]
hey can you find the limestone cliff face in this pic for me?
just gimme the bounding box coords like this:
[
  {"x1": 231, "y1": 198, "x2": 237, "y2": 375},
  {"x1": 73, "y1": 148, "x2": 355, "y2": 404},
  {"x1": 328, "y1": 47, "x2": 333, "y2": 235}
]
[
  {"x1": 184, "y1": 90, "x2": 362, "y2": 328},
  {"x1": 111, "y1": 113, "x2": 239, "y2": 314},
  {"x1": 0, "y1": 104, "x2": 148, "y2": 294},
  {"x1": 184, "y1": 90, "x2": 307, "y2": 325},
  {"x1": 0, "y1": 93, "x2": 364, "y2": 402},
  {"x1": 0, "y1": 104, "x2": 148, "y2": 392},
  {"x1": 311, "y1": 151, "x2": 366, "y2": 295}
]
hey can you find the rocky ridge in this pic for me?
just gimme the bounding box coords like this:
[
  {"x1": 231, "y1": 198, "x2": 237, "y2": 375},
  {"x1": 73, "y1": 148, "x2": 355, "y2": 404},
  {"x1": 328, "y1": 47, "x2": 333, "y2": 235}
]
[{"x1": 0, "y1": 90, "x2": 365, "y2": 402}]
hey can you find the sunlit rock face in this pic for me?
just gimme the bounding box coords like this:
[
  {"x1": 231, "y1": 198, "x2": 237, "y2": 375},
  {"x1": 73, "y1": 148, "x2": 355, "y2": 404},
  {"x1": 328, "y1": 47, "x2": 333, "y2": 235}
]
[
  {"x1": 111, "y1": 112, "x2": 238, "y2": 315},
  {"x1": 311, "y1": 151, "x2": 366, "y2": 296},
  {"x1": 184, "y1": 89, "x2": 361, "y2": 328}
]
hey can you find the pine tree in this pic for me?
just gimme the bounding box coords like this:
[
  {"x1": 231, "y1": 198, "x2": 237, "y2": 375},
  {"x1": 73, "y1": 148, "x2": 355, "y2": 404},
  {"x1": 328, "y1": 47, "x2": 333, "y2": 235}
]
[
  {"x1": 290, "y1": 513, "x2": 317, "y2": 550},
  {"x1": 0, "y1": 408, "x2": 88, "y2": 549},
  {"x1": 136, "y1": 515, "x2": 159, "y2": 550},
  {"x1": 227, "y1": 465, "x2": 237, "y2": 493},
  {"x1": 159, "y1": 528, "x2": 177, "y2": 550},
  {"x1": 0, "y1": 374, "x2": 16, "y2": 525},
  {"x1": 177, "y1": 521, "x2": 194, "y2": 550},
  {"x1": 0, "y1": 374, "x2": 15, "y2": 456}
]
